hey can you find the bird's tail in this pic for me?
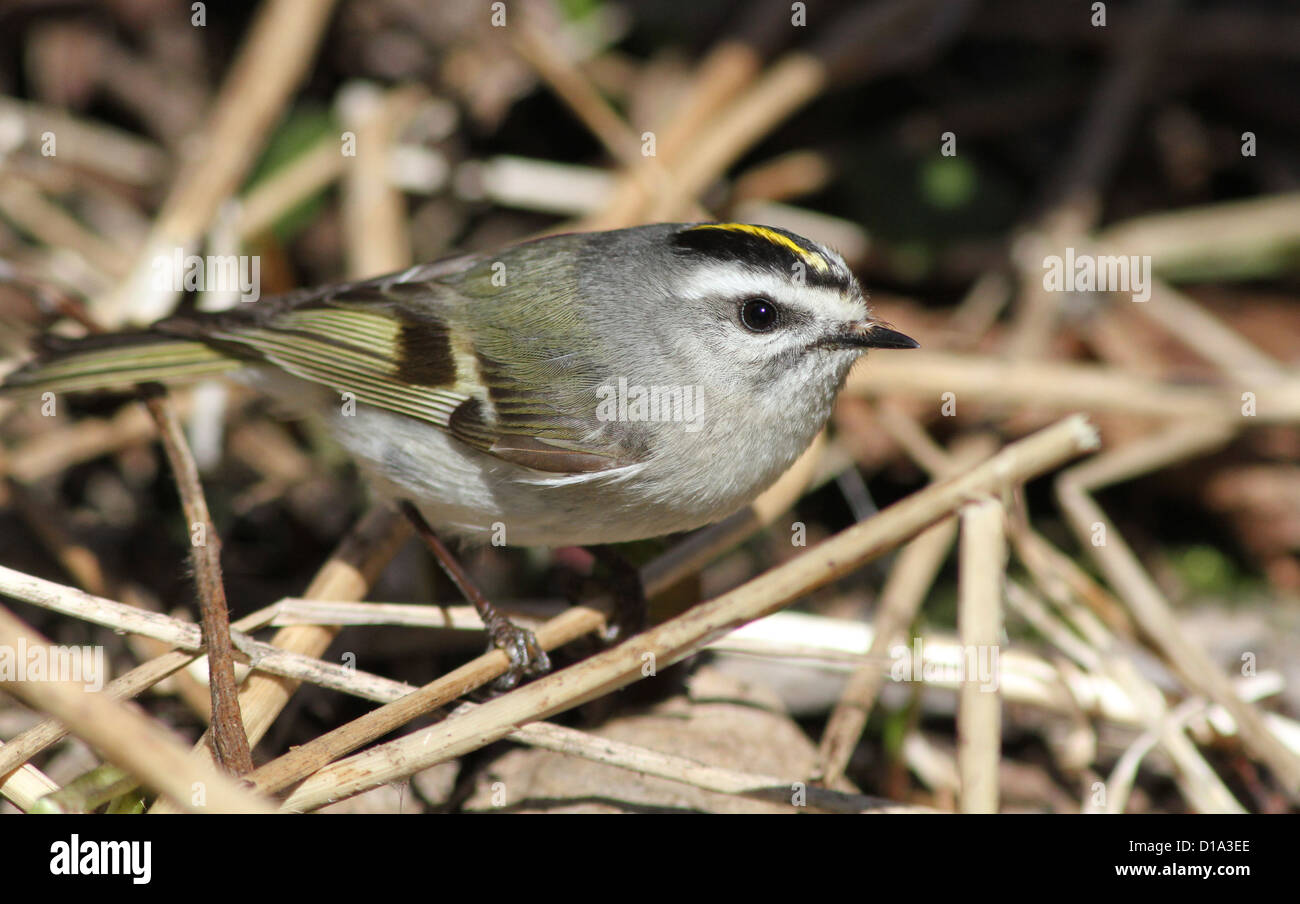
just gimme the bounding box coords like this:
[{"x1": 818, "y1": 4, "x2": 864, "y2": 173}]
[{"x1": 1, "y1": 331, "x2": 241, "y2": 397}]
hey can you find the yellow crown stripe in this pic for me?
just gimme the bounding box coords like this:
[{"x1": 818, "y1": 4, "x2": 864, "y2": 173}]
[{"x1": 688, "y1": 223, "x2": 830, "y2": 273}]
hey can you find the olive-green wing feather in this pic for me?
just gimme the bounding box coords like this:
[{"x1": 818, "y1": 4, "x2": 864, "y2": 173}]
[
  {"x1": 167, "y1": 284, "x2": 471, "y2": 428},
  {"x1": 170, "y1": 254, "x2": 641, "y2": 474}
]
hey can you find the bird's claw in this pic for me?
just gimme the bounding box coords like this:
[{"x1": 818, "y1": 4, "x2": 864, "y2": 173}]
[{"x1": 488, "y1": 621, "x2": 551, "y2": 691}]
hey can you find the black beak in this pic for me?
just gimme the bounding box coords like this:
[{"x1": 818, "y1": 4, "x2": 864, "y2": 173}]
[{"x1": 826, "y1": 321, "x2": 920, "y2": 350}]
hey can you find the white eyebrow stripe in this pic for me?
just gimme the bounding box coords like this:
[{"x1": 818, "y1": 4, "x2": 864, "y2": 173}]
[{"x1": 673, "y1": 264, "x2": 866, "y2": 322}]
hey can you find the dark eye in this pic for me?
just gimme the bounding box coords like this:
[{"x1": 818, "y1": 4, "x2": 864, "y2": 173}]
[{"x1": 739, "y1": 297, "x2": 780, "y2": 332}]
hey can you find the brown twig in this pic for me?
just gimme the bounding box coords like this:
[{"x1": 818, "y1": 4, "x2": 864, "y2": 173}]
[{"x1": 140, "y1": 389, "x2": 252, "y2": 774}]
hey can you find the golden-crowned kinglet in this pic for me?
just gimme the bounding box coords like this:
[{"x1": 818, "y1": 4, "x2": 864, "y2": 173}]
[
  {"x1": 6, "y1": 222, "x2": 917, "y2": 546},
  {"x1": 4, "y1": 223, "x2": 916, "y2": 676}
]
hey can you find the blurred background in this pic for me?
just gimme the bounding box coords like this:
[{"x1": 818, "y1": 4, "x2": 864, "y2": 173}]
[{"x1": 0, "y1": 0, "x2": 1298, "y2": 813}]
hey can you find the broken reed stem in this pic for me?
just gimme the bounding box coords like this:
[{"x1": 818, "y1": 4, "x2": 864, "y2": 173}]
[
  {"x1": 956, "y1": 497, "x2": 1005, "y2": 814},
  {"x1": 239, "y1": 84, "x2": 430, "y2": 244},
  {"x1": 1092, "y1": 191, "x2": 1300, "y2": 276},
  {"x1": 0, "y1": 749, "x2": 59, "y2": 812},
  {"x1": 1126, "y1": 278, "x2": 1286, "y2": 384},
  {"x1": 281, "y1": 415, "x2": 1098, "y2": 811},
  {"x1": 237, "y1": 137, "x2": 342, "y2": 239},
  {"x1": 0, "y1": 176, "x2": 129, "y2": 279},
  {"x1": 267, "y1": 598, "x2": 554, "y2": 629},
  {"x1": 0, "y1": 97, "x2": 168, "y2": 185},
  {"x1": 1101, "y1": 696, "x2": 1212, "y2": 815},
  {"x1": 0, "y1": 603, "x2": 274, "y2": 813},
  {"x1": 1103, "y1": 660, "x2": 1246, "y2": 814},
  {"x1": 1004, "y1": 580, "x2": 1101, "y2": 674},
  {"x1": 1003, "y1": 0, "x2": 1177, "y2": 361},
  {"x1": 1008, "y1": 517, "x2": 1133, "y2": 638}
]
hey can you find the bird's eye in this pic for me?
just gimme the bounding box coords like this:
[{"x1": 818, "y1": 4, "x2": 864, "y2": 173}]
[{"x1": 739, "y1": 297, "x2": 780, "y2": 332}]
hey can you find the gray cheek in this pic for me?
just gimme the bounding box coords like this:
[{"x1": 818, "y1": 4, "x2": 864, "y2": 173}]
[{"x1": 744, "y1": 347, "x2": 803, "y2": 397}]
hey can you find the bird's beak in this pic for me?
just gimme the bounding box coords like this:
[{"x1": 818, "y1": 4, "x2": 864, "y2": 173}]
[{"x1": 826, "y1": 320, "x2": 920, "y2": 350}]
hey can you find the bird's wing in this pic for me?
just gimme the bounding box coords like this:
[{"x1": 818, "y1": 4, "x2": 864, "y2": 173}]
[{"x1": 160, "y1": 256, "x2": 640, "y2": 475}]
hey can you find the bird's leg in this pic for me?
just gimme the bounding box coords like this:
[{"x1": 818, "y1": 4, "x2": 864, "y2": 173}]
[
  {"x1": 398, "y1": 501, "x2": 550, "y2": 690},
  {"x1": 589, "y1": 545, "x2": 647, "y2": 642}
]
